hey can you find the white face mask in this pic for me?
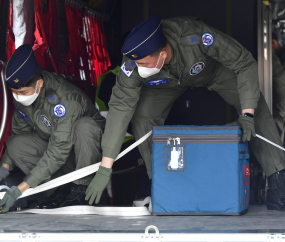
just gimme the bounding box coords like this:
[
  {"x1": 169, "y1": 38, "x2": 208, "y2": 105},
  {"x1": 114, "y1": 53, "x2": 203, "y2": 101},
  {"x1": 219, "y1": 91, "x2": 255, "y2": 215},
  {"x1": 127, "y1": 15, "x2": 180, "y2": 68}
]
[
  {"x1": 13, "y1": 81, "x2": 41, "y2": 106},
  {"x1": 137, "y1": 52, "x2": 165, "y2": 78}
]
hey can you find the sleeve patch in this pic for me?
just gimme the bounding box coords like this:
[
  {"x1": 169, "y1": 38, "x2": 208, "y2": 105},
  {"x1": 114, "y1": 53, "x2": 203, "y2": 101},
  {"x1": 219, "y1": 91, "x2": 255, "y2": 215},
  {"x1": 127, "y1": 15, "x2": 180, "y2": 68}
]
[
  {"x1": 121, "y1": 62, "x2": 134, "y2": 77},
  {"x1": 202, "y1": 33, "x2": 214, "y2": 46},
  {"x1": 53, "y1": 104, "x2": 66, "y2": 117}
]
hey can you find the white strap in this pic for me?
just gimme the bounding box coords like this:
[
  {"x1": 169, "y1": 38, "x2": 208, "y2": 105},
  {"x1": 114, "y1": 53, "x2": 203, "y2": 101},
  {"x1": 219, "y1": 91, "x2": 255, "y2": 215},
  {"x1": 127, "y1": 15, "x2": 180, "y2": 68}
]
[
  {"x1": 256, "y1": 134, "x2": 285, "y2": 152},
  {"x1": 0, "y1": 185, "x2": 10, "y2": 191},
  {"x1": 12, "y1": 204, "x2": 151, "y2": 216},
  {"x1": 0, "y1": 131, "x2": 152, "y2": 200},
  {"x1": 2, "y1": 131, "x2": 283, "y2": 216}
]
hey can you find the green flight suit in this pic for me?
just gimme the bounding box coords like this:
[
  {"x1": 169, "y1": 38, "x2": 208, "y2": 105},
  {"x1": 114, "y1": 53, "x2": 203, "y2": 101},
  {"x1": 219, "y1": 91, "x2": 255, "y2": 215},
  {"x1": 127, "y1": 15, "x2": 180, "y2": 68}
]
[
  {"x1": 101, "y1": 16, "x2": 285, "y2": 178},
  {"x1": 0, "y1": 71, "x2": 105, "y2": 187},
  {"x1": 272, "y1": 52, "x2": 285, "y2": 144}
]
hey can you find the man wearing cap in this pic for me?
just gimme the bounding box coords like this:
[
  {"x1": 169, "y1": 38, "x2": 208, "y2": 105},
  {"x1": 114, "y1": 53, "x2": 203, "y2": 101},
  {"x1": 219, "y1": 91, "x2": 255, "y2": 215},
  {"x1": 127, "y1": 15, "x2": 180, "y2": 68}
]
[
  {"x1": 84, "y1": 16, "x2": 285, "y2": 211},
  {"x1": 0, "y1": 44, "x2": 105, "y2": 213}
]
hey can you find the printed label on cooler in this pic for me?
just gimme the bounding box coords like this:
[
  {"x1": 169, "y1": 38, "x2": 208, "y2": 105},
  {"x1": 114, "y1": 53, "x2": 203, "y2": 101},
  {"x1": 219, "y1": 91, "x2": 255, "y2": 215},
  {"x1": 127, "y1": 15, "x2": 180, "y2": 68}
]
[{"x1": 243, "y1": 165, "x2": 250, "y2": 205}]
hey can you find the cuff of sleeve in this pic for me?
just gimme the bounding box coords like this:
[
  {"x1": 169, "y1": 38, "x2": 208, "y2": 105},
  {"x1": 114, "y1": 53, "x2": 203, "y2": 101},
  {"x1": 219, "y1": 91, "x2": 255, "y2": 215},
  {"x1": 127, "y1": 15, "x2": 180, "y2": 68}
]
[
  {"x1": 0, "y1": 155, "x2": 14, "y2": 171},
  {"x1": 98, "y1": 166, "x2": 112, "y2": 177},
  {"x1": 102, "y1": 146, "x2": 121, "y2": 160},
  {"x1": 0, "y1": 166, "x2": 10, "y2": 179},
  {"x1": 241, "y1": 98, "x2": 259, "y2": 110},
  {"x1": 23, "y1": 174, "x2": 42, "y2": 188}
]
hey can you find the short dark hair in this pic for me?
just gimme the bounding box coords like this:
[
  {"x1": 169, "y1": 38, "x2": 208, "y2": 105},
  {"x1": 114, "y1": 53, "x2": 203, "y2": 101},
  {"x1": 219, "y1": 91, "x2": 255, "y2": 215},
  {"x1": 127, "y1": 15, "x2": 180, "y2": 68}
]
[
  {"x1": 150, "y1": 39, "x2": 168, "y2": 57},
  {"x1": 10, "y1": 66, "x2": 43, "y2": 89}
]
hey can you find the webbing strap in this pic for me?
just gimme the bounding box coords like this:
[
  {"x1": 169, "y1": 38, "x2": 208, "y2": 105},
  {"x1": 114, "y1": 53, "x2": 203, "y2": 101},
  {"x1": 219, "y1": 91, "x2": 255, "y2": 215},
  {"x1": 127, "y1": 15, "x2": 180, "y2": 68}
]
[
  {"x1": 0, "y1": 131, "x2": 152, "y2": 200},
  {"x1": 12, "y1": 203, "x2": 151, "y2": 216},
  {"x1": 0, "y1": 132, "x2": 284, "y2": 216}
]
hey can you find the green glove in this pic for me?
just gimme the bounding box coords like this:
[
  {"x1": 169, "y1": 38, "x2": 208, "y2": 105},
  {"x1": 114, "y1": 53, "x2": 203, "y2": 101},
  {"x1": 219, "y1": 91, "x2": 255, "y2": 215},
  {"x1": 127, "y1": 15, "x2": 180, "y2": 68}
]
[
  {"x1": 0, "y1": 166, "x2": 10, "y2": 183},
  {"x1": 85, "y1": 166, "x2": 112, "y2": 205},
  {"x1": 238, "y1": 115, "x2": 256, "y2": 142},
  {"x1": 0, "y1": 186, "x2": 22, "y2": 213}
]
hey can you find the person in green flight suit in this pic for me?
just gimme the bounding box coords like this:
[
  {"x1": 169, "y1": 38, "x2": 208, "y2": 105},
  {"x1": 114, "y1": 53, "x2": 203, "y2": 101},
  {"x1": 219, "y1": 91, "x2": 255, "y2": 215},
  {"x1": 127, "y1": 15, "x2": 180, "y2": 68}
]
[
  {"x1": 0, "y1": 44, "x2": 105, "y2": 213},
  {"x1": 85, "y1": 16, "x2": 285, "y2": 211},
  {"x1": 272, "y1": 33, "x2": 285, "y2": 147}
]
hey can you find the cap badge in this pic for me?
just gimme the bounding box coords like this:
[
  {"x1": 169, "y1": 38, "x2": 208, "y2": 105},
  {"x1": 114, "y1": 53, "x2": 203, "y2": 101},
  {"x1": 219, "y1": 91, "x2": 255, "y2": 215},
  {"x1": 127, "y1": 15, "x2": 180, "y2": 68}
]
[
  {"x1": 132, "y1": 54, "x2": 138, "y2": 58},
  {"x1": 14, "y1": 78, "x2": 19, "y2": 83}
]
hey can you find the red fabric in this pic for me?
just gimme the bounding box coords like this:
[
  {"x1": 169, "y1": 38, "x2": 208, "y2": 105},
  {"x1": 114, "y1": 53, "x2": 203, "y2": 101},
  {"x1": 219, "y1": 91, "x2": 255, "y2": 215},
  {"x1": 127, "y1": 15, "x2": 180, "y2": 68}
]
[
  {"x1": 0, "y1": 2, "x2": 14, "y2": 158},
  {"x1": 33, "y1": 0, "x2": 59, "y2": 74},
  {"x1": 6, "y1": 0, "x2": 15, "y2": 61},
  {"x1": 0, "y1": 2, "x2": 111, "y2": 157},
  {"x1": 65, "y1": 4, "x2": 110, "y2": 88},
  {"x1": 65, "y1": 4, "x2": 111, "y2": 101}
]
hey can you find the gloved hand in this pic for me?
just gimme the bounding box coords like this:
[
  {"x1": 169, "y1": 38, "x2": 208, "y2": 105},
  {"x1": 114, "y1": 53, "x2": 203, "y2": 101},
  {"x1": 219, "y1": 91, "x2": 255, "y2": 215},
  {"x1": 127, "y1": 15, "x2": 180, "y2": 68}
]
[
  {"x1": 238, "y1": 115, "x2": 256, "y2": 142},
  {"x1": 85, "y1": 166, "x2": 112, "y2": 205},
  {"x1": 0, "y1": 186, "x2": 22, "y2": 213},
  {"x1": 0, "y1": 166, "x2": 10, "y2": 183}
]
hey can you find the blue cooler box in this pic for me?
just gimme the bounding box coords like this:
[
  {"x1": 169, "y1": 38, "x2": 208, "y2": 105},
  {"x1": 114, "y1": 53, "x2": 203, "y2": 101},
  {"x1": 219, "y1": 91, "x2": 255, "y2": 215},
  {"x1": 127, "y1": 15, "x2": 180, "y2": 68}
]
[{"x1": 151, "y1": 125, "x2": 250, "y2": 215}]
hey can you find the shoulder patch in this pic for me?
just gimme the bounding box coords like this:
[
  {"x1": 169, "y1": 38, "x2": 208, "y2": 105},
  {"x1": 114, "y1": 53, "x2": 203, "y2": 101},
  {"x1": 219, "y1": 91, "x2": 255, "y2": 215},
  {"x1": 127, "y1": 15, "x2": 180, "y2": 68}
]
[
  {"x1": 46, "y1": 92, "x2": 60, "y2": 105},
  {"x1": 17, "y1": 110, "x2": 30, "y2": 122},
  {"x1": 202, "y1": 33, "x2": 214, "y2": 46},
  {"x1": 121, "y1": 62, "x2": 134, "y2": 77},
  {"x1": 53, "y1": 104, "x2": 66, "y2": 118},
  {"x1": 125, "y1": 59, "x2": 136, "y2": 71},
  {"x1": 41, "y1": 115, "x2": 52, "y2": 127},
  {"x1": 190, "y1": 62, "x2": 205, "y2": 75},
  {"x1": 147, "y1": 79, "x2": 168, "y2": 86},
  {"x1": 180, "y1": 34, "x2": 202, "y2": 45}
]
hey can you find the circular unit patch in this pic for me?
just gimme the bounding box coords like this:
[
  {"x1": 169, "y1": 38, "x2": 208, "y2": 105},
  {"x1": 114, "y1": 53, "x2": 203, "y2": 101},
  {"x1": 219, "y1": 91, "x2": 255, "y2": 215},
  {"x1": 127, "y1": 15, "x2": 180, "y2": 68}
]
[
  {"x1": 202, "y1": 33, "x2": 214, "y2": 46},
  {"x1": 53, "y1": 104, "x2": 66, "y2": 118},
  {"x1": 189, "y1": 62, "x2": 205, "y2": 75},
  {"x1": 41, "y1": 115, "x2": 52, "y2": 127}
]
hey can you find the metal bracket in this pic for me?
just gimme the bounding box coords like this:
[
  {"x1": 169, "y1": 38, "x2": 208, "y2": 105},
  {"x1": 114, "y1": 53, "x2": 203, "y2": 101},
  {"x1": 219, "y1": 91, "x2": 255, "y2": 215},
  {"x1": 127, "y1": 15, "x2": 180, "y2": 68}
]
[{"x1": 143, "y1": 225, "x2": 163, "y2": 241}]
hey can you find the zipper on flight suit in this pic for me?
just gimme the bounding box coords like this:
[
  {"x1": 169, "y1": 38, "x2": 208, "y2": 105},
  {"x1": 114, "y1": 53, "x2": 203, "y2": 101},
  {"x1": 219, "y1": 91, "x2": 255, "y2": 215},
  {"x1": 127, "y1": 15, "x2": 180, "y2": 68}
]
[
  {"x1": 31, "y1": 98, "x2": 40, "y2": 136},
  {"x1": 165, "y1": 63, "x2": 181, "y2": 85},
  {"x1": 53, "y1": 118, "x2": 59, "y2": 131}
]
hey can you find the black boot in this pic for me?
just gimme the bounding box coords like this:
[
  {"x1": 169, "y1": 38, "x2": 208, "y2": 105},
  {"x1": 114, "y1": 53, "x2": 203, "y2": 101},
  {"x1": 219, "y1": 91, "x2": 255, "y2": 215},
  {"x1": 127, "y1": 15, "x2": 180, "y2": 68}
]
[
  {"x1": 39, "y1": 183, "x2": 72, "y2": 209},
  {"x1": 60, "y1": 184, "x2": 89, "y2": 207},
  {"x1": 60, "y1": 184, "x2": 110, "y2": 207},
  {"x1": 267, "y1": 170, "x2": 285, "y2": 211},
  {"x1": 267, "y1": 190, "x2": 285, "y2": 211}
]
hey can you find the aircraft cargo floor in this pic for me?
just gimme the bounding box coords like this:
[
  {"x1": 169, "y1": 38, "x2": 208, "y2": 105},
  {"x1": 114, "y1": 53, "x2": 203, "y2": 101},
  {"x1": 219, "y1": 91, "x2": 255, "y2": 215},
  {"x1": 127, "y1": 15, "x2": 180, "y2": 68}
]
[{"x1": 1, "y1": 205, "x2": 284, "y2": 234}]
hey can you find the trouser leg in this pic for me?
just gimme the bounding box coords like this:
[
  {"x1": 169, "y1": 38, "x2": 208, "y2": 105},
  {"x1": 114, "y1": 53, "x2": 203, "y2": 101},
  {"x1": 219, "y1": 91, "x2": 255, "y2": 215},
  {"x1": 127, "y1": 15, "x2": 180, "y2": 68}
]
[
  {"x1": 208, "y1": 68, "x2": 285, "y2": 176},
  {"x1": 273, "y1": 65, "x2": 285, "y2": 145},
  {"x1": 52, "y1": 117, "x2": 104, "y2": 185},
  {"x1": 273, "y1": 102, "x2": 285, "y2": 145},
  {"x1": 131, "y1": 84, "x2": 188, "y2": 179},
  {"x1": 6, "y1": 132, "x2": 48, "y2": 175},
  {"x1": 71, "y1": 117, "x2": 104, "y2": 185}
]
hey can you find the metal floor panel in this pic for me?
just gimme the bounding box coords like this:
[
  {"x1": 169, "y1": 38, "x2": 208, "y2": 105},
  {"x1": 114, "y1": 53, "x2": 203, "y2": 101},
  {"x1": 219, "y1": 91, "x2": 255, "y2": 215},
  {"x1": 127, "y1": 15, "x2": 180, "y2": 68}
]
[{"x1": 0, "y1": 205, "x2": 285, "y2": 234}]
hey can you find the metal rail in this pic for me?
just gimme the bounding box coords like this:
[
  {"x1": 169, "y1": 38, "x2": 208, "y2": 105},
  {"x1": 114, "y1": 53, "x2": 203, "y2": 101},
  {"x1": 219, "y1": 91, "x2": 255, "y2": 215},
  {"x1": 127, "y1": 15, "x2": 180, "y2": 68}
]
[{"x1": 0, "y1": 61, "x2": 8, "y2": 143}]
